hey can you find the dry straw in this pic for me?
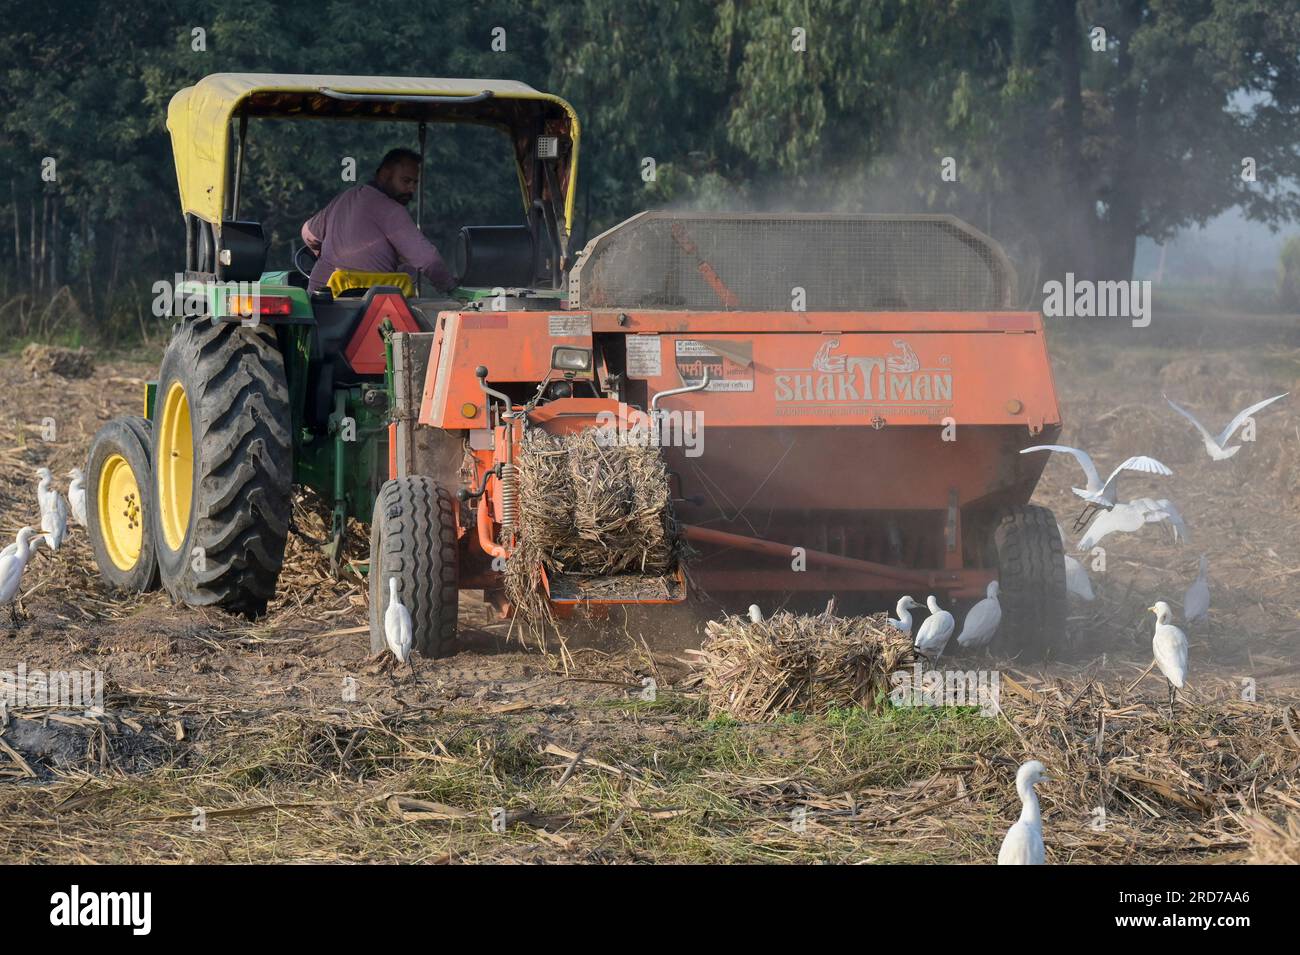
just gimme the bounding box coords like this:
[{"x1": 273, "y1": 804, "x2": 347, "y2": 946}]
[{"x1": 694, "y1": 603, "x2": 918, "y2": 721}]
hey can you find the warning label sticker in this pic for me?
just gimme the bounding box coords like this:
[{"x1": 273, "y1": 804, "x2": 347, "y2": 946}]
[
  {"x1": 625, "y1": 335, "x2": 661, "y2": 377},
  {"x1": 674, "y1": 339, "x2": 754, "y2": 392},
  {"x1": 548, "y1": 313, "x2": 591, "y2": 337}
]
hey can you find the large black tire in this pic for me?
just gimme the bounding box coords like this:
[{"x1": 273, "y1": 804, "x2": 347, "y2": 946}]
[
  {"x1": 369, "y1": 477, "x2": 458, "y2": 658},
  {"x1": 152, "y1": 319, "x2": 292, "y2": 616},
  {"x1": 992, "y1": 504, "x2": 1067, "y2": 661},
  {"x1": 86, "y1": 416, "x2": 160, "y2": 594}
]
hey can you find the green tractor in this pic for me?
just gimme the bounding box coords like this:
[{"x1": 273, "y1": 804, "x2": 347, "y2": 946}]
[{"x1": 86, "y1": 73, "x2": 578, "y2": 616}]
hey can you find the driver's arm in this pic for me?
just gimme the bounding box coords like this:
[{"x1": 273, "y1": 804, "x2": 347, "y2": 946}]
[
  {"x1": 383, "y1": 206, "x2": 456, "y2": 292},
  {"x1": 301, "y1": 205, "x2": 329, "y2": 255}
]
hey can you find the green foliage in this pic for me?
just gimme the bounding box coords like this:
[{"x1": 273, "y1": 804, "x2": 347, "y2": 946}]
[{"x1": 2, "y1": 0, "x2": 1299, "y2": 340}]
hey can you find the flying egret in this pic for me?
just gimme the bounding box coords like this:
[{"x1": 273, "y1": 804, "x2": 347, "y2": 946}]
[
  {"x1": 748, "y1": 604, "x2": 763, "y2": 624},
  {"x1": 67, "y1": 468, "x2": 88, "y2": 527},
  {"x1": 1183, "y1": 555, "x2": 1209, "y2": 626},
  {"x1": 384, "y1": 577, "x2": 413, "y2": 666},
  {"x1": 1059, "y1": 524, "x2": 1095, "y2": 601},
  {"x1": 997, "y1": 760, "x2": 1049, "y2": 865},
  {"x1": 1021, "y1": 445, "x2": 1171, "y2": 528},
  {"x1": 1149, "y1": 600, "x2": 1189, "y2": 711},
  {"x1": 1077, "y1": 497, "x2": 1187, "y2": 552},
  {"x1": 0, "y1": 527, "x2": 40, "y2": 626},
  {"x1": 957, "y1": 581, "x2": 1001, "y2": 651},
  {"x1": 1164, "y1": 392, "x2": 1289, "y2": 461},
  {"x1": 888, "y1": 595, "x2": 919, "y2": 635},
  {"x1": 40, "y1": 485, "x2": 69, "y2": 552},
  {"x1": 913, "y1": 596, "x2": 954, "y2": 662}
]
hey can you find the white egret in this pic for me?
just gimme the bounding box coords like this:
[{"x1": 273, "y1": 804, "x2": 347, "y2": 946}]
[
  {"x1": 1183, "y1": 555, "x2": 1209, "y2": 626},
  {"x1": 1059, "y1": 524, "x2": 1095, "y2": 601},
  {"x1": 67, "y1": 468, "x2": 88, "y2": 527},
  {"x1": 957, "y1": 581, "x2": 1001, "y2": 650},
  {"x1": 888, "y1": 595, "x2": 919, "y2": 635},
  {"x1": 0, "y1": 527, "x2": 40, "y2": 626},
  {"x1": 1164, "y1": 392, "x2": 1289, "y2": 461},
  {"x1": 1149, "y1": 600, "x2": 1189, "y2": 710},
  {"x1": 1077, "y1": 497, "x2": 1187, "y2": 552},
  {"x1": 747, "y1": 604, "x2": 763, "y2": 624},
  {"x1": 35, "y1": 467, "x2": 55, "y2": 513},
  {"x1": 40, "y1": 486, "x2": 69, "y2": 552},
  {"x1": 913, "y1": 596, "x2": 954, "y2": 662},
  {"x1": 0, "y1": 526, "x2": 45, "y2": 561},
  {"x1": 997, "y1": 760, "x2": 1049, "y2": 865},
  {"x1": 384, "y1": 577, "x2": 413, "y2": 666},
  {"x1": 1020, "y1": 445, "x2": 1172, "y2": 508}
]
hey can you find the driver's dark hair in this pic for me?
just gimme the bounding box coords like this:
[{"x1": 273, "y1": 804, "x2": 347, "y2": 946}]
[{"x1": 377, "y1": 147, "x2": 421, "y2": 174}]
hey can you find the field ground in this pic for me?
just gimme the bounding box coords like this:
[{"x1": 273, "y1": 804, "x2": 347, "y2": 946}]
[{"x1": 1, "y1": 307, "x2": 1298, "y2": 863}]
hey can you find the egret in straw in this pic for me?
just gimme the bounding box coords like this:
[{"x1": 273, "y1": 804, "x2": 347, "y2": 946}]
[
  {"x1": 1164, "y1": 392, "x2": 1289, "y2": 461},
  {"x1": 67, "y1": 468, "x2": 88, "y2": 527},
  {"x1": 998, "y1": 760, "x2": 1049, "y2": 865},
  {"x1": 1149, "y1": 600, "x2": 1188, "y2": 711},
  {"x1": 957, "y1": 581, "x2": 1001, "y2": 651},
  {"x1": 888, "y1": 595, "x2": 919, "y2": 636},
  {"x1": 748, "y1": 604, "x2": 763, "y2": 624},
  {"x1": 384, "y1": 577, "x2": 413, "y2": 667},
  {"x1": 1077, "y1": 497, "x2": 1187, "y2": 552},
  {"x1": 1183, "y1": 555, "x2": 1209, "y2": 627},
  {"x1": 1059, "y1": 524, "x2": 1094, "y2": 601},
  {"x1": 0, "y1": 527, "x2": 40, "y2": 627},
  {"x1": 40, "y1": 483, "x2": 69, "y2": 552},
  {"x1": 1020, "y1": 445, "x2": 1171, "y2": 528},
  {"x1": 913, "y1": 595, "x2": 954, "y2": 662}
]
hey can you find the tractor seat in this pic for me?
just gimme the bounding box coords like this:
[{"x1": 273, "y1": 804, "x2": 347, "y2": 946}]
[{"x1": 327, "y1": 269, "x2": 414, "y2": 299}]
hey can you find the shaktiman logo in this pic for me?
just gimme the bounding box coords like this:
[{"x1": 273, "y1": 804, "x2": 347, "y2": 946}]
[{"x1": 774, "y1": 338, "x2": 953, "y2": 417}]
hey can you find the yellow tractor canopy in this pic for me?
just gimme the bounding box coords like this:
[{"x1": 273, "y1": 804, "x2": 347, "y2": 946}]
[{"x1": 166, "y1": 72, "x2": 580, "y2": 233}]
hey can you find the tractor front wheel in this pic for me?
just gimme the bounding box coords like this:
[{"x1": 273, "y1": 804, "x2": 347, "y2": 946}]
[
  {"x1": 87, "y1": 416, "x2": 160, "y2": 594},
  {"x1": 369, "y1": 477, "x2": 459, "y2": 658},
  {"x1": 991, "y1": 504, "x2": 1067, "y2": 661},
  {"x1": 152, "y1": 319, "x2": 292, "y2": 616}
]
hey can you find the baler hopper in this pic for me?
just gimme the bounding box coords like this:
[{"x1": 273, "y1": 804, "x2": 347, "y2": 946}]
[{"x1": 384, "y1": 210, "x2": 1067, "y2": 659}]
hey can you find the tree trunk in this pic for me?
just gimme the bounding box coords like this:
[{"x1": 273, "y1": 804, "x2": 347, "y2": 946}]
[
  {"x1": 1050, "y1": 0, "x2": 1095, "y2": 282},
  {"x1": 1095, "y1": 0, "x2": 1143, "y2": 281}
]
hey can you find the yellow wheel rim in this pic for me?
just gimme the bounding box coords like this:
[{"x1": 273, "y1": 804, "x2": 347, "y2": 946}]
[
  {"x1": 99, "y1": 453, "x2": 144, "y2": 571},
  {"x1": 158, "y1": 380, "x2": 194, "y2": 552}
]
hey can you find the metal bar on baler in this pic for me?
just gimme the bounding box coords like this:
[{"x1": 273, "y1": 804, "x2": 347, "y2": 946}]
[
  {"x1": 416, "y1": 121, "x2": 426, "y2": 297},
  {"x1": 680, "y1": 524, "x2": 932, "y2": 588}
]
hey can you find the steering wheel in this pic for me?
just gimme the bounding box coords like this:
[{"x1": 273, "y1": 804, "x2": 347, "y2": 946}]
[{"x1": 293, "y1": 244, "x2": 318, "y2": 279}]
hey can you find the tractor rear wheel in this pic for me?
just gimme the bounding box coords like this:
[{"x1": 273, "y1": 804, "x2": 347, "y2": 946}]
[
  {"x1": 87, "y1": 416, "x2": 160, "y2": 594},
  {"x1": 369, "y1": 477, "x2": 459, "y2": 658},
  {"x1": 152, "y1": 319, "x2": 292, "y2": 616},
  {"x1": 991, "y1": 504, "x2": 1067, "y2": 661}
]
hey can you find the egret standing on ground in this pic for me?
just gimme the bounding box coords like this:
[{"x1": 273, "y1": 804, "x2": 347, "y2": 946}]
[
  {"x1": 888, "y1": 595, "x2": 919, "y2": 636},
  {"x1": 957, "y1": 581, "x2": 1001, "y2": 651},
  {"x1": 1149, "y1": 600, "x2": 1188, "y2": 711},
  {"x1": 35, "y1": 467, "x2": 56, "y2": 513},
  {"x1": 997, "y1": 760, "x2": 1049, "y2": 865},
  {"x1": 40, "y1": 483, "x2": 69, "y2": 552},
  {"x1": 1, "y1": 526, "x2": 44, "y2": 561},
  {"x1": 913, "y1": 596, "x2": 954, "y2": 662},
  {"x1": 1164, "y1": 392, "x2": 1289, "y2": 461},
  {"x1": 0, "y1": 527, "x2": 40, "y2": 627},
  {"x1": 1183, "y1": 555, "x2": 1209, "y2": 626},
  {"x1": 384, "y1": 577, "x2": 413, "y2": 667},
  {"x1": 67, "y1": 468, "x2": 88, "y2": 527}
]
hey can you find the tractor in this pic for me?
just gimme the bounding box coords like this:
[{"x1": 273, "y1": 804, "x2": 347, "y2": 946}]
[{"x1": 86, "y1": 72, "x2": 1068, "y2": 660}]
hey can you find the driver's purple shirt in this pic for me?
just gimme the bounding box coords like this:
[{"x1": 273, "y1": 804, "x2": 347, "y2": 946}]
[{"x1": 301, "y1": 183, "x2": 455, "y2": 294}]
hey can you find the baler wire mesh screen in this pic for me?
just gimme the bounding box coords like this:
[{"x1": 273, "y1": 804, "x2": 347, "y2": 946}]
[{"x1": 570, "y1": 213, "x2": 1016, "y2": 311}]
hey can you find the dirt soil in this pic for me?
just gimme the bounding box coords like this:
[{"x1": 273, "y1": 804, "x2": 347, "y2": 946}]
[{"x1": 1, "y1": 309, "x2": 1298, "y2": 864}]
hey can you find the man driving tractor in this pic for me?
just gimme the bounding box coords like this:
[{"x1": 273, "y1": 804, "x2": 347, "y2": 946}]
[{"x1": 301, "y1": 147, "x2": 456, "y2": 295}]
